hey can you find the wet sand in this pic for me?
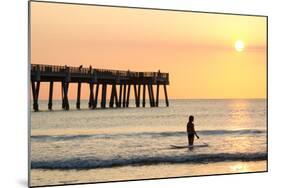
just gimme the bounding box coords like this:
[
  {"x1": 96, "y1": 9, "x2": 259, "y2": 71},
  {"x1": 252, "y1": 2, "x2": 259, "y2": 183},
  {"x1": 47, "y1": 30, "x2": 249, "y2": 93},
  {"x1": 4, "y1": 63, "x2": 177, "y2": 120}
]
[{"x1": 31, "y1": 160, "x2": 267, "y2": 187}]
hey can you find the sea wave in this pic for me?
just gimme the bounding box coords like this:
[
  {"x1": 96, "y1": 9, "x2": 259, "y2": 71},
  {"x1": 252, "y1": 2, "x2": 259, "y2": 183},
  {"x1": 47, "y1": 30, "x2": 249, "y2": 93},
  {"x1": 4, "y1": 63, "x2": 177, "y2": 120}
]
[
  {"x1": 31, "y1": 129, "x2": 266, "y2": 142},
  {"x1": 31, "y1": 152, "x2": 267, "y2": 170}
]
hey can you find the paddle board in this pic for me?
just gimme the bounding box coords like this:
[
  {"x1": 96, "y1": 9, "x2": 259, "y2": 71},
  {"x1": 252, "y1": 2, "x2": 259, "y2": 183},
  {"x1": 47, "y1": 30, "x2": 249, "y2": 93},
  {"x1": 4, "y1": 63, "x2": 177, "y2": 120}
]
[{"x1": 170, "y1": 143, "x2": 209, "y2": 149}]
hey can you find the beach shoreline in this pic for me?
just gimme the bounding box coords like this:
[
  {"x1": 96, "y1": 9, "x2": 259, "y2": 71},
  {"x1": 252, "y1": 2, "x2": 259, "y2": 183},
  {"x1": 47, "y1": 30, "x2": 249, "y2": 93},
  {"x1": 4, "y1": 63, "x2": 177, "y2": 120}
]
[{"x1": 31, "y1": 160, "x2": 267, "y2": 187}]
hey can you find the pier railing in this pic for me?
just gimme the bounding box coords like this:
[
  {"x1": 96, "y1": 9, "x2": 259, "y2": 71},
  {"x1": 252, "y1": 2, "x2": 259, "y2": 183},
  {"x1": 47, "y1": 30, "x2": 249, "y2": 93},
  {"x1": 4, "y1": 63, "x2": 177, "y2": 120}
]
[{"x1": 31, "y1": 64, "x2": 169, "y2": 84}]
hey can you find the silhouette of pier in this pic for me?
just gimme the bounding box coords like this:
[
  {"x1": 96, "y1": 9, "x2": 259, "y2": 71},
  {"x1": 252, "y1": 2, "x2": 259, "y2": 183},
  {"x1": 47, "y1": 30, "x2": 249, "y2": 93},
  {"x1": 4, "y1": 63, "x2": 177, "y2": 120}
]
[{"x1": 30, "y1": 64, "x2": 169, "y2": 111}]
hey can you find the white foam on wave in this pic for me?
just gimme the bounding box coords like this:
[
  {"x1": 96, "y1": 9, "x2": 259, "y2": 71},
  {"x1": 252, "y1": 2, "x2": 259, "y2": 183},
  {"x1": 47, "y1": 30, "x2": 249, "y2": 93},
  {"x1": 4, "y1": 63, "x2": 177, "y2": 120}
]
[{"x1": 31, "y1": 152, "x2": 267, "y2": 170}]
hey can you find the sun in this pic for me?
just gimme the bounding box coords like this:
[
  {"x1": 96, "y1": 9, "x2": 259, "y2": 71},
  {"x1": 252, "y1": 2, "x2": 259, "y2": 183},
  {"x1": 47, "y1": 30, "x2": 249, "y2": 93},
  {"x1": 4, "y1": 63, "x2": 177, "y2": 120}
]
[{"x1": 234, "y1": 40, "x2": 245, "y2": 52}]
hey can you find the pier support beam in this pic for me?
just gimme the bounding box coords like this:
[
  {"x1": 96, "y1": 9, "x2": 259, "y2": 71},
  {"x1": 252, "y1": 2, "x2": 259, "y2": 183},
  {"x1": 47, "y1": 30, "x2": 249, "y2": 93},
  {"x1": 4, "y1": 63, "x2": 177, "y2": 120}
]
[
  {"x1": 48, "y1": 81, "x2": 53, "y2": 110},
  {"x1": 150, "y1": 85, "x2": 155, "y2": 107},
  {"x1": 156, "y1": 84, "x2": 159, "y2": 107},
  {"x1": 109, "y1": 84, "x2": 117, "y2": 108},
  {"x1": 164, "y1": 84, "x2": 169, "y2": 107},
  {"x1": 62, "y1": 81, "x2": 69, "y2": 110},
  {"x1": 134, "y1": 85, "x2": 137, "y2": 107},
  {"x1": 93, "y1": 84, "x2": 99, "y2": 108},
  {"x1": 134, "y1": 85, "x2": 140, "y2": 107},
  {"x1": 89, "y1": 82, "x2": 94, "y2": 109},
  {"x1": 142, "y1": 84, "x2": 146, "y2": 107},
  {"x1": 148, "y1": 85, "x2": 153, "y2": 107},
  {"x1": 76, "y1": 82, "x2": 81, "y2": 109},
  {"x1": 123, "y1": 84, "x2": 127, "y2": 107},
  {"x1": 113, "y1": 85, "x2": 118, "y2": 107},
  {"x1": 126, "y1": 84, "x2": 131, "y2": 107},
  {"x1": 31, "y1": 81, "x2": 40, "y2": 112},
  {"x1": 137, "y1": 84, "x2": 141, "y2": 107},
  {"x1": 101, "y1": 84, "x2": 107, "y2": 108},
  {"x1": 118, "y1": 85, "x2": 123, "y2": 107},
  {"x1": 61, "y1": 83, "x2": 64, "y2": 109}
]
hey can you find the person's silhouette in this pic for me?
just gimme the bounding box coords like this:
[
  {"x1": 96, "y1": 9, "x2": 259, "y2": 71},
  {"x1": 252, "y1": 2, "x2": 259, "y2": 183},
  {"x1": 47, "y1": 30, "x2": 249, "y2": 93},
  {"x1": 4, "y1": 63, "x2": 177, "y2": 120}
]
[{"x1": 186, "y1": 115, "x2": 199, "y2": 147}]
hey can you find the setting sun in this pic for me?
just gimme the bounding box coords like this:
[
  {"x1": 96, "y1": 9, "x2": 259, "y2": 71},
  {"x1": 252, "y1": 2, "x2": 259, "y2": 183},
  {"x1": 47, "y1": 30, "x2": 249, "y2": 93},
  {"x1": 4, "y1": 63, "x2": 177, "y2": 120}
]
[{"x1": 235, "y1": 40, "x2": 245, "y2": 52}]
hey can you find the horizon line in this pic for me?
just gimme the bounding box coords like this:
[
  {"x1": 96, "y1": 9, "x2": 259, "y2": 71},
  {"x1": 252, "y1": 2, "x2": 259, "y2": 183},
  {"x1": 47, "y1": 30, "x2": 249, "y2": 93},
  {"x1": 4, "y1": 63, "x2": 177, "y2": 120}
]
[{"x1": 35, "y1": 98, "x2": 267, "y2": 101}]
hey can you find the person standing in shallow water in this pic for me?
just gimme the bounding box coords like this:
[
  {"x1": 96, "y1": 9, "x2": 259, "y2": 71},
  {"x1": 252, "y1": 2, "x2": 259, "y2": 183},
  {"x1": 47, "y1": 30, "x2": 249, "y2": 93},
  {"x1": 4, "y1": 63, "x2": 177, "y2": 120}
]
[{"x1": 186, "y1": 115, "x2": 199, "y2": 146}]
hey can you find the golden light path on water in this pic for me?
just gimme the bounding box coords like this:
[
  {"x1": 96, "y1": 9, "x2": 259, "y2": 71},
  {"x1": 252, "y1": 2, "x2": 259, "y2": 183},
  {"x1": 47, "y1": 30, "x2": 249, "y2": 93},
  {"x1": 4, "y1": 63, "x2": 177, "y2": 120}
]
[
  {"x1": 227, "y1": 99, "x2": 252, "y2": 129},
  {"x1": 230, "y1": 163, "x2": 250, "y2": 172},
  {"x1": 226, "y1": 100, "x2": 257, "y2": 153}
]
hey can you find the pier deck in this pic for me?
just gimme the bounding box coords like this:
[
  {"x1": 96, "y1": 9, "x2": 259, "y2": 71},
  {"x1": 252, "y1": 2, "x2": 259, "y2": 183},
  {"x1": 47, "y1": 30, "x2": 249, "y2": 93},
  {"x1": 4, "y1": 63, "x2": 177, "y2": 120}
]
[{"x1": 30, "y1": 64, "x2": 169, "y2": 111}]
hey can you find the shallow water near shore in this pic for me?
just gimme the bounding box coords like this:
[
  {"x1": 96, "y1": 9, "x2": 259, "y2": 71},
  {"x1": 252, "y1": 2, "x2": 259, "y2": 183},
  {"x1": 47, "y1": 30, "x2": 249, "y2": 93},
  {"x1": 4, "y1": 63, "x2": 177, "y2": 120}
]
[
  {"x1": 31, "y1": 161, "x2": 266, "y2": 186},
  {"x1": 30, "y1": 99, "x2": 267, "y2": 187}
]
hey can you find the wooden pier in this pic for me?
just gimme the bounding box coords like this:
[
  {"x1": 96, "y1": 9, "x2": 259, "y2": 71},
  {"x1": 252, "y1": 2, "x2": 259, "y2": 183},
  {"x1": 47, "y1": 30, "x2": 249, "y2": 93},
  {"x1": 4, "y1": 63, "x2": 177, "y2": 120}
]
[{"x1": 30, "y1": 64, "x2": 169, "y2": 111}]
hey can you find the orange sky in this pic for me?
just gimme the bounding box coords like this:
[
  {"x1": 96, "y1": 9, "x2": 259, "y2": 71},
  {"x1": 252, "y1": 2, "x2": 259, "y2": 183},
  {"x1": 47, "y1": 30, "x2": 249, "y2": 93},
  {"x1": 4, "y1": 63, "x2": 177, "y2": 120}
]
[{"x1": 30, "y1": 1, "x2": 267, "y2": 100}]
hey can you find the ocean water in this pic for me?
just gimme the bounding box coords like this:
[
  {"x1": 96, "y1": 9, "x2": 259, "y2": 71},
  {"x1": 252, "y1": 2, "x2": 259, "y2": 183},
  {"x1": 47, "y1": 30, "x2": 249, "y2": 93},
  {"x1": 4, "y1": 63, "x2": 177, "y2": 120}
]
[{"x1": 30, "y1": 99, "x2": 267, "y2": 187}]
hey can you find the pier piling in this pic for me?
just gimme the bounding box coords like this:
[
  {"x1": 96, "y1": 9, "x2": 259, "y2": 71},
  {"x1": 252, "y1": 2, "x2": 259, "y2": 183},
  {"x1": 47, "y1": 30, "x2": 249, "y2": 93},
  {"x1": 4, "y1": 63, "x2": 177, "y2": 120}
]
[
  {"x1": 142, "y1": 84, "x2": 146, "y2": 107},
  {"x1": 164, "y1": 84, "x2": 169, "y2": 107},
  {"x1": 76, "y1": 82, "x2": 81, "y2": 109},
  {"x1": 62, "y1": 81, "x2": 69, "y2": 110},
  {"x1": 109, "y1": 85, "x2": 115, "y2": 108},
  {"x1": 48, "y1": 81, "x2": 53, "y2": 110},
  {"x1": 31, "y1": 81, "x2": 40, "y2": 112},
  {"x1": 89, "y1": 82, "x2": 94, "y2": 109},
  {"x1": 137, "y1": 84, "x2": 141, "y2": 107},
  {"x1": 150, "y1": 85, "x2": 155, "y2": 107},
  {"x1": 93, "y1": 84, "x2": 99, "y2": 108},
  {"x1": 123, "y1": 84, "x2": 127, "y2": 108},
  {"x1": 113, "y1": 84, "x2": 118, "y2": 107},
  {"x1": 126, "y1": 84, "x2": 131, "y2": 107},
  {"x1": 118, "y1": 85, "x2": 123, "y2": 107},
  {"x1": 101, "y1": 84, "x2": 107, "y2": 108},
  {"x1": 156, "y1": 84, "x2": 159, "y2": 107}
]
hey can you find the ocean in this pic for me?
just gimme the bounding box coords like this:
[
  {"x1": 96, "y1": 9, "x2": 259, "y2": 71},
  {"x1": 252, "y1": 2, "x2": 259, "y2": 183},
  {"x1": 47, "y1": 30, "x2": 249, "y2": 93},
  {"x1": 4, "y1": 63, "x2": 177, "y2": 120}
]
[{"x1": 30, "y1": 99, "x2": 267, "y2": 187}]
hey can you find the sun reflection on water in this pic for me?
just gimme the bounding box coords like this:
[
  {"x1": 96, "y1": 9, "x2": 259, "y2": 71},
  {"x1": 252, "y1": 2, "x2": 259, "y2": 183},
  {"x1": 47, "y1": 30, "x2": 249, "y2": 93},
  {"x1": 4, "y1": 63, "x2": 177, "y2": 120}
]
[
  {"x1": 227, "y1": 100, "x2": 253, "y2": 128},
  {"x1": 230, "y1": 163, "x2": 249, "y2": 172}
]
